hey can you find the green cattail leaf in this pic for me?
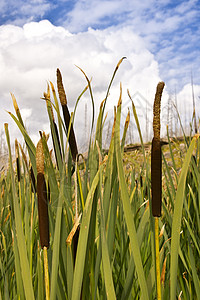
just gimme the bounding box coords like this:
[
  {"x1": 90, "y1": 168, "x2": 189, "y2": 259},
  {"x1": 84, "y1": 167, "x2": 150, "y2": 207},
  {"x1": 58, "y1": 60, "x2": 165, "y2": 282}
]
[
  {"x1": 170, "y1": 135, "x2": 198, "y2": 300},
  {"x1": 114, "y1": 100, "x2": 149, "y2": 300},
  {"x1": 71, "y1": 168, "x2": 100, "y2": 300},
  {"x1": 4, "y1": 123, "x2": 35, "y2": 300}
]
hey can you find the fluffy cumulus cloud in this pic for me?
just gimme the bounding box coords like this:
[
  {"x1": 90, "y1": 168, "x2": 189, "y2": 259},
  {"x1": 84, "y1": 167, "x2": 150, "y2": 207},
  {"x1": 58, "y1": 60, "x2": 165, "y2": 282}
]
[
  {"x1": 0, "y1": 20, "x2": 199, "y2": 150},
  {"x1": 0, "y1": 20, "x2": 160, "y2": 147}
]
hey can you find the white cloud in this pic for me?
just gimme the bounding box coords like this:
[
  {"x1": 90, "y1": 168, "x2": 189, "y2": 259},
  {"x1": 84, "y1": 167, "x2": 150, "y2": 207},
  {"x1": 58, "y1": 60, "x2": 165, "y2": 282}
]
[
  {"x1": 0, "y1": 20, "x2": 165, "y2": 147},
  {"x1": 0, "y1": 20, "x2": 199, "y2": 150}
]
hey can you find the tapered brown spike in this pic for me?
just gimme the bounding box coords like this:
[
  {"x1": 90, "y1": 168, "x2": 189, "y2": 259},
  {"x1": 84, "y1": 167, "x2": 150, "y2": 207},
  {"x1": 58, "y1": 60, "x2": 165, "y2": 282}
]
[
  {"x1": 36, "y1": 138, "x2": 49, "y2": 249},
  {"x1": 56, "y1": 68, "x2": 78, "y2": 161},
  {"x1": 57, "y1": 68, "x2": 67, "y2": 105},
  {"x1": 151, "y1": 138, "x2": 162, "y2": 217}
]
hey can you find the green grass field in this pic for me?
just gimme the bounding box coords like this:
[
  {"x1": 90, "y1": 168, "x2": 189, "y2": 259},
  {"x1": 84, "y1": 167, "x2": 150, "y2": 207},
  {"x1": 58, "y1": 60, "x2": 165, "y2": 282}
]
[{"x1": 0, "y1": 60, "x2": 200, "y2": 299}]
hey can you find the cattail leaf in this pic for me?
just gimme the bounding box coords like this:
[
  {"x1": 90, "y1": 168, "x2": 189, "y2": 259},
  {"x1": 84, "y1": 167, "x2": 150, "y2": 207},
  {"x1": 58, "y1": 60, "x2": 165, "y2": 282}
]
[
  {"x1": 4, "y1": 123, "x2": 35, "y2": 300},
  {"x1": 102, "y1": 57, "x2": 126, "y2": 114},
  {"x1": 170, "y1": 135, "x2": 198, "y2": 300},
  {"x1": 151, "y1": 138, "x2": 162, "y2": 217},
  {"x1": 121, "y1": 109, "x2": 130, "y2": 152},
  {"x1": 114, "y1": 98, "x2": 149, "y2": 300},
  {"x1": 30, "y1": 166, "x2": 36, "y2": 193},
  {"x1": 11, "y1": 93, "x2": 25, "y2": 128},
  {"x1": 8, "y1": 111, "x2": 37, "y2": 178},
  {"x1": 50, "y1": 80, "x2": 65, "y2": 156},
  {"x1": 44, "y1": 93, "x2": 63, "y2": 169}
]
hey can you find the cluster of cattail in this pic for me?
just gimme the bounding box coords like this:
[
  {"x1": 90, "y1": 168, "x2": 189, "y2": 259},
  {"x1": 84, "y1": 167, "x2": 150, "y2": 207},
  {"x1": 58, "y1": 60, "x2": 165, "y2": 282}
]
[{"x1": 39, "y1": 69, "x2": 79, "y2": 257}]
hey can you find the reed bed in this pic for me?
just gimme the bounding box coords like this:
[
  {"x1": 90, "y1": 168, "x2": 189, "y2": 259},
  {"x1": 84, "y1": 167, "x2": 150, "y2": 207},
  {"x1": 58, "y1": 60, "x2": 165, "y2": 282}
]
[{"x1": 0, "y1": 60, "x2": 200, "y2": 300}]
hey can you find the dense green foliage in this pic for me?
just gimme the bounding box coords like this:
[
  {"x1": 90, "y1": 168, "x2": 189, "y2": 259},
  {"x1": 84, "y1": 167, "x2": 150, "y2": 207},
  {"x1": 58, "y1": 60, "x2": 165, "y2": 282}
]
[{"x1": 0, "y1": 61, "x2": 200, "y2": 299}]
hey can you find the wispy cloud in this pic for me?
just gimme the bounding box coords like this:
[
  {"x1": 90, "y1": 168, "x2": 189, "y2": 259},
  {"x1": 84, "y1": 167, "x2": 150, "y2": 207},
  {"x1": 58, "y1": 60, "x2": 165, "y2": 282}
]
[{"x1": 0, "y1": 0, "x2": 52, "y2": 26}]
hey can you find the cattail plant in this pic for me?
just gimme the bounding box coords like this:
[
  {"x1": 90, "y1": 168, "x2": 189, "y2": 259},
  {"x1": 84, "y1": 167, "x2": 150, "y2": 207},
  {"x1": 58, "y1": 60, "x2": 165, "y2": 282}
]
[
  {"x1": 36, "y1": 135, "x2": 50, "y2": 299},
  {"x1": 57, "y1": 68, "x2": 78, "y2": 161},
  {"x1": 151, "y1": 81, "x2": 165, "y2": 300}
]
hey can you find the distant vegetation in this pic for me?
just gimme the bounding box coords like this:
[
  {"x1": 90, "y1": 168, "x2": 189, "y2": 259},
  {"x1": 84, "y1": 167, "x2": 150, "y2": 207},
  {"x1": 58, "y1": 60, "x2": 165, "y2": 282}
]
[{"x1": 0, "y1": 59, "x2": 199, "y2": 300}]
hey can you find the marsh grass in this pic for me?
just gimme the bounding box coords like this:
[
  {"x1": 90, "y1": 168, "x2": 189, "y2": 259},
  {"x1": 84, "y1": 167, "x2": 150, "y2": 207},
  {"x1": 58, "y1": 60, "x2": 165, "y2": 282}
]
[{"x1": 0, "y1": 59, "x2": 200, "y2": 299}]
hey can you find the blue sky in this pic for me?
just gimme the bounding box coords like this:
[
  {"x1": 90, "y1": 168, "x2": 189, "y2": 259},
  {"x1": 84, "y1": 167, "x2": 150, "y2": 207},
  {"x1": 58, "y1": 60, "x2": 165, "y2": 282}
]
[{"x1": 0, "y1": 0, "x2": 200, "y2": 146}]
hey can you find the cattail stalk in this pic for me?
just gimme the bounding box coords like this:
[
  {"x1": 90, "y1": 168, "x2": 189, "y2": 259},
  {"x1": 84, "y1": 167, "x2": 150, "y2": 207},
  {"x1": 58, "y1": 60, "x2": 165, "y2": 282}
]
[
  {"x1": 151, "y1": 81, "x2": 165, "y2": 300},
  {"x1": 43, "y1": 246, "x2": 50, "y2": 300},
  {"x1": 57, "y1": 68, "x2": 78, "y2": 161}
]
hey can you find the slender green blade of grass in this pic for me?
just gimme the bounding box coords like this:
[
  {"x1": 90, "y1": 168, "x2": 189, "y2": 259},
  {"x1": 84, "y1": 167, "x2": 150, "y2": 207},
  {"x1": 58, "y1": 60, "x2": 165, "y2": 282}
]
[
  {"x1": 50, "y1": 81, "x2": 65, "y2": 156},
  {"x1": 188, "y1": 242, "x2": 200, "y2": 300},
  {"x1": 128, "y1": 90, "x2": 146, "y2": 166},
  {"x1": 114, "y1": 101, "x2": 149, "y2": 300},
  {"x1": 50, "y1": 173, "x2": 65, "y2": 300},
  {"x1": 75, "y1": 66, "x2": 95, "y2": 140},
  {"x1": 99, "y1": 170, "x2": 116, "y2": 300},
  {"x1": 4, "y1": 124, "x2": 35, "y2": 300},
  {"x1": 103, "y1": 57, "x2": 126, "y2": 115},
  {"x1": 170, "y1": 135, "x2": 198, "y2": 300},
  {"x1": 71, "y1": 168, "x2": 100, "y2": 300},
  {"x1": 8, "y1": 112, "x2": 37, "y2": 177},
  {"x1": 184, "y1": 218, "x2": 200, "y2": 256},
  {"x1": 13, "y1": 230, "x2": 25, "y2": 300}
]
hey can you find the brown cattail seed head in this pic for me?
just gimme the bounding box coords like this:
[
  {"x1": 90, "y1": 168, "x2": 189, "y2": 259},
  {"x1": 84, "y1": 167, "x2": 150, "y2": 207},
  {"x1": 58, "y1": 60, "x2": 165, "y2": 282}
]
[
  {"x1": 151, "y1": 138, "x2": 162, "y2": 217},
  {"x1": 57, "y1": 68, "x2": 67, "y2": 105}
]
